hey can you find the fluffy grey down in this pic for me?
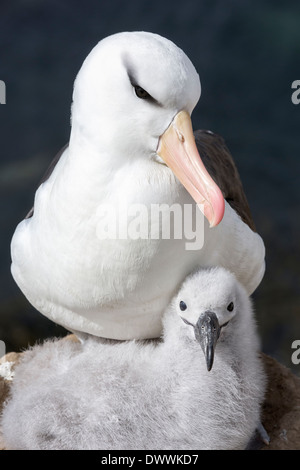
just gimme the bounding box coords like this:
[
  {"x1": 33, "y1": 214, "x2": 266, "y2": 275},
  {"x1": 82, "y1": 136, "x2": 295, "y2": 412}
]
[{"x1": 1, "y1": 267, "x2": 266, "y2": 450}]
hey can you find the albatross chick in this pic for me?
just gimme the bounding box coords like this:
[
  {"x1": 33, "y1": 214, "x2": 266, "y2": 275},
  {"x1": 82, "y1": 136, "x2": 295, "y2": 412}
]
[{"x1": 1, "y1": 267, "x2": 266, "y2": 450}]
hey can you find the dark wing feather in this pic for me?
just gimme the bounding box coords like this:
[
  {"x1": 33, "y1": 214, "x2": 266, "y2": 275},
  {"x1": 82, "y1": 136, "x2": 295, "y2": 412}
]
[{"x1": 194, "y1": 130, "x2": 256, "y2": 232}]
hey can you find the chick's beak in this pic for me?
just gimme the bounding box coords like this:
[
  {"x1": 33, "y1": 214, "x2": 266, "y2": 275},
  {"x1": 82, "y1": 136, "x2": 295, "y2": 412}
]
[
  {"x1": 157, "y1": 111, "x2": 225, "y2": 227},
  {"x1": 194, "y1": 311, "x2": 221, "y2": 371}
]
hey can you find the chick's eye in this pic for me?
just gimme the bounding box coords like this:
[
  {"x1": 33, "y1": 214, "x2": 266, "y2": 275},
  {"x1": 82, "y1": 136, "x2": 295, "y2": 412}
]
[
  {"x1": 134, "y1": 85, "x2": 150, "y2": 99},
  {"x1": 179, "y1": 301, "x2": 187, "y2": 311},
  {"x1": 227, "y1": 302, "x2": 234, "y2": 312}
]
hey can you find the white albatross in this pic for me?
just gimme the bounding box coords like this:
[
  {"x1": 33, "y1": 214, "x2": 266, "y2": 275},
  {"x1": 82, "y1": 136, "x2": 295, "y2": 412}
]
[{"x1": 10, "y1": 31, "x2": 265, "y2": 340}]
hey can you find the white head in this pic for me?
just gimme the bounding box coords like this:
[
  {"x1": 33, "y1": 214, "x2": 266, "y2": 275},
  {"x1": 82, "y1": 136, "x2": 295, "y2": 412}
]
[
  {"x1": 164, "y1": 267, "x2": 253, "y2": 371},
  {"x1": 70, "y1": 31, "x2": 225, "y2": 226},
  {"x1": 71, "y1": 32, "x2": 199, "y2": 155}
]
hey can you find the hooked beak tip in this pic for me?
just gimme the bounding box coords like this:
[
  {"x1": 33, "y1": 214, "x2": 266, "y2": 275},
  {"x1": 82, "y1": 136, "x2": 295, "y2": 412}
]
[
  {"x1": 204, "y1": 344, "x2": 215, "y2": 372},
  {"x1": 195, "y1": 311, "x2": 220, "y2": 371}
]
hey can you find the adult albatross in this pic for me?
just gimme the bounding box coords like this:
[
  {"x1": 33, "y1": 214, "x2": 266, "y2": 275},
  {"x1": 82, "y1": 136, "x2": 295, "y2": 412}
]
[{"x1": 11, "y1": 32, "x2": 265, "y2": 340}]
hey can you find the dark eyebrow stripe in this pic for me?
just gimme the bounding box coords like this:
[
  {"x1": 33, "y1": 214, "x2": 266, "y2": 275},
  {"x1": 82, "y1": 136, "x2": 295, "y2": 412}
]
[
  {"x1": 123, "y1": 57, "x2": 163, "y2": 107},
  {"x1": 127, "y1": 71, "x2": 139, "y2": 88}
]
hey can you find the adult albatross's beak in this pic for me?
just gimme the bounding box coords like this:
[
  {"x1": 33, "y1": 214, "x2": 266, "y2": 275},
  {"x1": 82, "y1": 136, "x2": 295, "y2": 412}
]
[{"x1": 157, "y1": 111, "x2": 225, "y2": 227}]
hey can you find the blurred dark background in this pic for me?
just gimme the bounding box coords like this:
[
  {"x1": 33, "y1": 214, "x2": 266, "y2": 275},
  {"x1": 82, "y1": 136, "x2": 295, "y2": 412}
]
[{"x1": 0, "y1": 0, "x2": 299, "y2": 374}]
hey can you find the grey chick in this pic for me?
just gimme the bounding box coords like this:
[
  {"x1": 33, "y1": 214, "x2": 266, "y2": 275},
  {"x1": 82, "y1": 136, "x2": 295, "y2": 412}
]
[{"x1": 1, "y1": 267, "x2": 266, "y2": 450}]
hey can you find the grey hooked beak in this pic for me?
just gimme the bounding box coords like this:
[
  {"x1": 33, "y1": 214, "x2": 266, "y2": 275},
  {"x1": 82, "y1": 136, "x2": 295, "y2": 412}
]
[{"x1": 194, "y1": 311, "x2": 221, "y2": 371}]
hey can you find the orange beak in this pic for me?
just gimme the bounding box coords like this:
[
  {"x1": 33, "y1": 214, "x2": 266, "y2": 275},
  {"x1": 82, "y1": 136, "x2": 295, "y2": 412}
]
[{"x1": 157, "y1": 111, "x2": 225, "y2": 227}]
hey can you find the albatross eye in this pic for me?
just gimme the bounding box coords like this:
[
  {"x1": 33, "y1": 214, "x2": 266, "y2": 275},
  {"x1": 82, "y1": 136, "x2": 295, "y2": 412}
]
[
  {"x1": 134, "y1": 85, "x2": 151, "y2": 99},
  {"x1": 179, "y1": 301, "x2": 187, "y2": 311},
  {"x1": 227, "y1": 302, "x2": 234, "y2": 312}
]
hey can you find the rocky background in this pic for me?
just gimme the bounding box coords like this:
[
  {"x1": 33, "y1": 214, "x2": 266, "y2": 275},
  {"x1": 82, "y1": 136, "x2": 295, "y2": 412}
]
[{"x1": 0, "y1": 0, "x2": 299, "y2": 379}]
